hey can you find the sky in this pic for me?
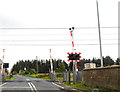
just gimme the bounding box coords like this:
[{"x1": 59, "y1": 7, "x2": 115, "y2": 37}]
[{"x1": 0, "y1": 0, "x2": 119, "y2": 71}]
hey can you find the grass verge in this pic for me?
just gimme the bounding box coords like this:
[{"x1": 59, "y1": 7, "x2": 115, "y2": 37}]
[
  {"x1": 63, "y1": 82, "x2": 93, "y2": 90},
  {"x1": 6, "y1": 77, "x2": 16, "y2": 81},
  {"x1": 23, "y1": 74, "x2": 51, "y2": 80},
  {"x1": 24, "y1": 74, "x2": 38, "y2": 78},
  {"x1": 63, "y1": 82, "x2": 120, "y2": 92},
  {"x1": 23, "y1": 74, "x2": 63, "y2": 80},
  {"x1": 56, "y1": 77, "x2": 63, "y2": 80},
  {"x1": 39, "y1": 76, "x2": 51, "y2": 80}
]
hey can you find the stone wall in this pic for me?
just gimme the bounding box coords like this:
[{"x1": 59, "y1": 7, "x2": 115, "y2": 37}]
[{"x1": 83, "y1": 65, "x2": 120, "y2": 90}]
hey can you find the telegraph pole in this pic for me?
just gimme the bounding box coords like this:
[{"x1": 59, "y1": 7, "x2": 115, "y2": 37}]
[
  {"x1": 1, "y1": 49, "x2": 6, "y2": 81},
  {"x1": 49, "y1": 49, "x2": 56, "y2": 81},
  {"x1": 96, "y1": 0, "x2": 103, "y2": 67},
  {"x1": 36, "y1": 56, "x2": 38, "y2": 74},
  {"x1": 2, "y1": 49, "x2": 5, "y2": 73},
  {"x1": 49, "y1": 49, "x2": 53, "y2": 73}
]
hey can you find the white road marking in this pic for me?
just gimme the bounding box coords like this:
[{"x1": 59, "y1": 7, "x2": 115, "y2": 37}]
[
  {"x1": 0, "y1": 82, "x2": 7, "y2": 87},
  {"x1": 30, "y1": 83, "x2": 37, "y2": 91},
  {"x1": 72, "y1": 89, "x2": 77, "y2": 90},
  {"x1": 26, "y1": 79, "x2": 30, "y2": 81},
  {"x1": 28, "y1": 82, "x2": 38, "y2": 92},
  {"x1": 52, "y1": 82, "x2": 64, "y2": 89},
  {"x1": 28, "y1": 83, "x2": 34, "y2": 91},
  {"x1": 2, "y1": 87, "x2": 30, "y2": 88}
]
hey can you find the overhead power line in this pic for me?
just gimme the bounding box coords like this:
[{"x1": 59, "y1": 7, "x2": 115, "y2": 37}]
[
  {"x1": 0, "y1": 33, "x2": 118, "y2": 36},
  {"x1": 76, "y1": 27, "x2": 119, "y2": 29},
  {"x1": 0, "y1": 27, "x2": 119, "y2": 30},
  {"x1": 0, "y1": 43, "x2": 118, "y2": 46},
  {"x1": 0, "y1": 39, "x2": 118, "y2": 42},
  {"x1": 0, "y1": 27, "x2": 77, "y2": 29}
]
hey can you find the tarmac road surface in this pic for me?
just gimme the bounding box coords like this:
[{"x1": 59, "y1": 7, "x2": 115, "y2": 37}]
[
  {"x1": 0, "y1": 75, "x2": 77, "y2": 92},
  {"x1": 0, "y1": 75, "x2": 83, "y2": 92}
]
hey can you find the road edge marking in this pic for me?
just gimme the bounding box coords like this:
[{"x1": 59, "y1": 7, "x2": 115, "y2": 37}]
[
  {"x1": 26, "y1": 79, "x2": 30, "y2": 81},
  {"x1": 0, "y1": 82, "x2": 7, "y2": 87},
  {"x1": 52, "y1": 82, "x2": 64, "y2": 89}
]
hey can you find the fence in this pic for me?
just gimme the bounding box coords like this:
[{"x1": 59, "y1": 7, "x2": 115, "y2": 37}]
[
  {"x1": 49, "y1": 71, "x2": 83, "y2": 83},
  {"x1": 63, "y1": 71, "x2": 83, "y2": 83},
  {"x1": 49, "y1": 72, "x2": 64, "y2": 82}
]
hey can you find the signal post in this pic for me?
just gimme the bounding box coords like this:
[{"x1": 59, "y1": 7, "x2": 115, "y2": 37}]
[{"x1": 68, "y1": 27, "x2": 82, "y2": 84}]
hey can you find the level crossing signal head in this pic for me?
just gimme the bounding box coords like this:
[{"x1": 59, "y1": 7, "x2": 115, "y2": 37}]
[
  {"x1": 3, "y1": 63, "x2": 9, "y2": 68},
  {"x1": 67, "y1": 52, "x2": 82, "y2": 62},
  {"x1": 69, "y1": 54, "x2": 79, "y2": 60}
]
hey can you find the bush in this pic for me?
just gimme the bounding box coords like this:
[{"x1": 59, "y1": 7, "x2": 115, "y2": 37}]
[
  {"x1": 56, "y1": 73, "x2": 63, "y2": 77},
  {"x1": 30, "y1": 69, "x2": 36, "y2": 74},
  {"x1": 25, "y1": 70, "x2": 29, "y2": 74}
]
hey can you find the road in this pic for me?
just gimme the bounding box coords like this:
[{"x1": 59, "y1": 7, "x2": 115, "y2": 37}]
[{"x1": 0, "y1": 75, "x2": 69, "y2": 92}]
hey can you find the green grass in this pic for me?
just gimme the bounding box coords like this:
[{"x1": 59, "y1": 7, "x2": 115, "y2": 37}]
[
  {"x1": 98, "y1": 89, "x2": 120, "y2": 92},
  {"x1": 23, "y1": 74, "x2": 63, "y2": 80},
  {"x1": 6, "y1": 77, "x2": 16, "y2": 81},
  {"x1": 39, "y1": 76, "x2": 51, "y2": 80},
  {"x1": 63, "y1": 82, "x2": 93, "y2": 90},
  {"x1": 23, "y1": 74, "x2": 51, "y2": 80},
  {"x1": 63, "y1": 82, "x2": 120, "y2": 92},
  {"x1": 25, "y1": 74, "x2": 38, "y2": 78},
  {"x1": 56, "y1": 77, "x2": 63, "y2": 80}
]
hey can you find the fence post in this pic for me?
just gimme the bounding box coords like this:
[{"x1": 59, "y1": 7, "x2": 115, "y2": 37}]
[
  {"x1": 49, "y1": 72, "x2": 56, "y2": 81},
  {"x1": 76, "y1": 71, "x2": 83, "y2": 82},
  {"x1": 68, "y1": 70, "x2": 71, "y2": 84},
  {"x1": 63, "y1": 72, "x2": 67, "y2": 82},
  {"x1": 66, "y1": 72, "x2": 69, "y2": 82}
]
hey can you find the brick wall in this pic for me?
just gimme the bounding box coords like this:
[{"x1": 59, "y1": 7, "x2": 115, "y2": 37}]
[{"x1": 83, "y1": 65, "x2": 120, "y2": 90}]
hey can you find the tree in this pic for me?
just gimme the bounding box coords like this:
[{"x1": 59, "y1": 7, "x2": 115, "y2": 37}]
[
  {"x1": 63, "y1": 61, "x2": 69, "y2": 71},
  {"x1": 11, "y1": 56, "x2": 115, "y2": 74},
  {"x1": 103, "y1": 56, "x2": 114, "y2": 66},
  {"x1": 116, "y1": 58, "x2": 120, "y2": 65},
  {"x1": 78, "y1": 59, "x2": 85, "y2": 70},
  {"x1": 5, "y1": 68, "x2": 9, "y2": 74},
  {"x1": 69, "y1": 62, "x2": 73, "y2": 71},
  {"x1": 55, "y1": 61, "x2": 66, "y2": 72},
  {"x1": 30, "y1": 69, "x2": 36, "y2": 74}
]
